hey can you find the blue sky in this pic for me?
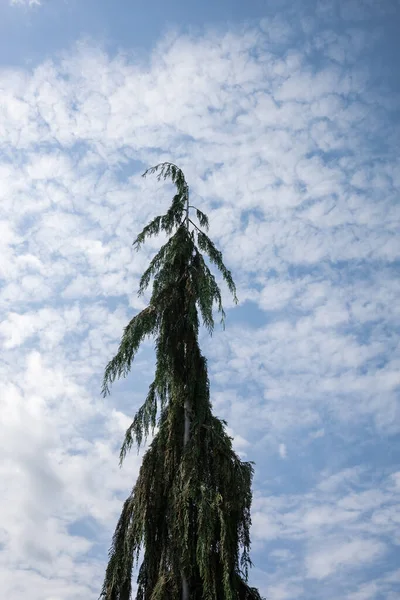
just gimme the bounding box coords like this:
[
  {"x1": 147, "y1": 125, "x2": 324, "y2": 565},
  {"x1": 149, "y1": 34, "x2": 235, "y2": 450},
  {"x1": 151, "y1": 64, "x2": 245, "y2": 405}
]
[{"x1": 0, "y1": 0, "x2": 399, "y2": 599}]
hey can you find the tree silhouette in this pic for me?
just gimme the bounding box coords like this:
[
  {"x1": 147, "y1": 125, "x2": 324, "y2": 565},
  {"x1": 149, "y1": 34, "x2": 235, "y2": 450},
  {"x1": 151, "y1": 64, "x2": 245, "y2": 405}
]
[{"x1": 100, "y1": 163, "x2": 263, "y2": 600}]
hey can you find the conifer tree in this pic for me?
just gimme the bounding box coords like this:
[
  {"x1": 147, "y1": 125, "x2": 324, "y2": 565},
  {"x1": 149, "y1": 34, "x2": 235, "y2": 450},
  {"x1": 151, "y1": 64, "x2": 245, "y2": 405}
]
[{"x1": 100, "y1": 163, "x2": 264, "y2": 600}]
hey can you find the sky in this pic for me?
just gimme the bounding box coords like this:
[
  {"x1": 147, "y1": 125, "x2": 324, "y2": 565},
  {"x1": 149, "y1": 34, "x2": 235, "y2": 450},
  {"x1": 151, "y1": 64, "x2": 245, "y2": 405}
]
[{"x1": 0, "y1": 0, "x2": 399, "y2": 599}]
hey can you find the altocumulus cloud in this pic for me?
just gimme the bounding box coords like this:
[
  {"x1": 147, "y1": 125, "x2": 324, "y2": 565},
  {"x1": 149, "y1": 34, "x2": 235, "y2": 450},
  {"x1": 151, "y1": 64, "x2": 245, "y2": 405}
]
[
  {"x1": 0, "y1": 4, "x2": 399, "y2": 600},
  {"x1": 10, "y1": 0, "x2": 41, "y2": 6}
]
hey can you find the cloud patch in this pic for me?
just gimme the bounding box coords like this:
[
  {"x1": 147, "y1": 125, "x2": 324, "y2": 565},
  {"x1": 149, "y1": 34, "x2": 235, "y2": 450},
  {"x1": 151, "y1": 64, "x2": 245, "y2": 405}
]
[
  {"x1": 10, "y1": 0, "x2": 41, "y2": 6},
  {"x1": 306, "y1": 538, "x2": 385, "y2": 580}
]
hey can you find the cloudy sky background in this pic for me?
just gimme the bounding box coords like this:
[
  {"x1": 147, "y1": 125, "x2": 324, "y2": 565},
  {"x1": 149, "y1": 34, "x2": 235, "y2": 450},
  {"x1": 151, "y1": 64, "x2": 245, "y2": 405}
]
[{"x1": 0, "y1": 0, "x2": 399, "y2": 598}]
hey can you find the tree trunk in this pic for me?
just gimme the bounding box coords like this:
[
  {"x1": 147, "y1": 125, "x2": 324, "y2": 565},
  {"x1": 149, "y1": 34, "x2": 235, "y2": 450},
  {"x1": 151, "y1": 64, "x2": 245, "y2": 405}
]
[
  {"x1": 182, "y1": 392, "x2": 191, "y2": 599},
  {"x1": 183, "y1": 398, "x2": 191, "y2": 447},
  {"x1": 182, "y1": 183, "x2": 191, "y2": 600},
  {"x1": 182, "y1": 572, "x2": 190, "y2": 600}
]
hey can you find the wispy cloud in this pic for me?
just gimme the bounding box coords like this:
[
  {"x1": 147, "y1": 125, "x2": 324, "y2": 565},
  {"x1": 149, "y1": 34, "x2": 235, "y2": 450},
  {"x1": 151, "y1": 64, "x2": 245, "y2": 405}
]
[
  {"x1": 10, "y1": 0, "x2": 41, "y2": 6},
  {"x1": 279, "y1": 443, "x2": 287, "y2": 459},
  {"x1": 306, "y1": 538, "x2": 385, "y2": 580}
]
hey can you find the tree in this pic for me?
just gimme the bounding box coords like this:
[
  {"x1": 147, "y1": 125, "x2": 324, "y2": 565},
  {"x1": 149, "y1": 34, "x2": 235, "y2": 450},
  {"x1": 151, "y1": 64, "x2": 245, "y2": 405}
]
[{"x1": 100, "y1": 163, "x2": 264, "y2": 600}]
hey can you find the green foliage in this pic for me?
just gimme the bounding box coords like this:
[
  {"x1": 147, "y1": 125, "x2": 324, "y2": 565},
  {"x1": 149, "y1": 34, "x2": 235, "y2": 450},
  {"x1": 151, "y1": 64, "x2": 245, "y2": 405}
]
[
  {"x1": 100, "y1": 164, "x2": 264, "y2": 600},
  {"x1": 195, "y1": 208, "x2": 209, "y2": 231}
]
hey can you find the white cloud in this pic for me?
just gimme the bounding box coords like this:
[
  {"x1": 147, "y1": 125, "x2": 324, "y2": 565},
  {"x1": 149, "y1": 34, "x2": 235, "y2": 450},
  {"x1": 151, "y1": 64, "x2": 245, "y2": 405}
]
[
  {"x1": 279, "y1": 443, "x2": 287, "y2": 459},
  {"x1": 269, "y1": 549, "x2": 294, "y2": 561},
  {"x1": 306, "y1": 539, "x2": 385, "y2": 580},
  {"x1": 309, "y1": 428, "x2": 325, "y2": 439},
  {"x1": 0, "y1": 7, "x2": 398, "y2": 600},
  {"x1": 251, "y1": 465, "x2": 400, "y2": 591},
  {"x1": 347, "y1": 582, "x2": 379, "y2": 600},
  {"x1": 10, "y1": 0, "x2": 41, "y2": 6}
]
